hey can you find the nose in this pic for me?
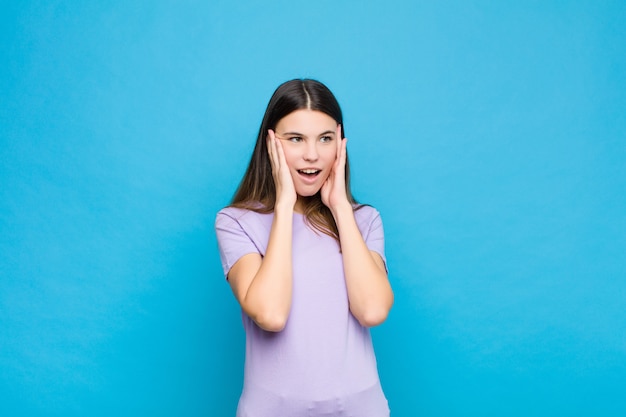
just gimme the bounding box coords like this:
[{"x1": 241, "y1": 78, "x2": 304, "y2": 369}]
[{"x1": 303, "y1": 141, "x2": 319, "y2": 162}]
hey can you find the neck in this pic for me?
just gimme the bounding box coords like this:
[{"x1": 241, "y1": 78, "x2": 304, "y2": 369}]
[{"x1": 294, "y1": 196, "x2": 306, "y2": 214}]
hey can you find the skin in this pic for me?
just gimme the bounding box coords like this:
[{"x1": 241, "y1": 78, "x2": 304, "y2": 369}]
[
  {"x1": 227, "y1": 109, "x2": 394, "y2": 331},
  {"x1": 272, "y1": 109, "x2": 339, "y2": 211}
]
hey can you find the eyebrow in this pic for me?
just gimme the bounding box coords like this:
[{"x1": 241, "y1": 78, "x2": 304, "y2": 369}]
[{"x1": 280, "y1": 130, "x2": 335, "y2": 136}]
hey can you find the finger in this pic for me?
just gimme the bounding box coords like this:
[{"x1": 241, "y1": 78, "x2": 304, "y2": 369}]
[
  {"x1": 339, "y1": 137, "x2": 347, "y2": 165},
  {"x1": 269, "y1": 129, "x2": 286, "y2": 165},
  {"x1": 274, "y1": 134, "x2": 288, "y2": 167},
  {"x1": 267, "y1": 129, "x2": 278, "y2": 169},
  {"x1": 329, "y1": 124, "x2": 341, "y2": 171},
  {"x1": 335, "y1": 124, "x2": 342, "y2": 156},
  {"x1": 331, "y1": 137, "x2": 347, "y2": 185}
]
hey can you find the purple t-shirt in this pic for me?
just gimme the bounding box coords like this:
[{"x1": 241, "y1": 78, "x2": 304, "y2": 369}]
[{"x1": 215, "y1": 205, "x2": 389, "y2": 417}]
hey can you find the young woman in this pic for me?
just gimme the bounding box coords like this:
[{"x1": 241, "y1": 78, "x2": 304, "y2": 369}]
[{"x1": 215, "y1": 79, "x2": 393, "y2": 417}]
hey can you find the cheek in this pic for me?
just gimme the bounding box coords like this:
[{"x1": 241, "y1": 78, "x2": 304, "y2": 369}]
[
  {"x1": 323, "y1": 148, "x2": 338, "y2": 165},
  {"x1": 280, "y1": 147, "x2": 297, "y2": 169}
]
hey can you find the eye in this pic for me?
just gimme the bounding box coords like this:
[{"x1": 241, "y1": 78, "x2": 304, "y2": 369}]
[
  {"x1": 288, "y1": 136, "x2": 303, "y2": 143},
  {"x1": 320, "y1": 135, "x2": 333, "y2": 143}
]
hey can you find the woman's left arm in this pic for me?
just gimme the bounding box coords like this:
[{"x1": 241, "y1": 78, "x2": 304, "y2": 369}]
[
  {"x1": 333, "y1": 205, "x2": 394, "y2": 327},
  {"x1": 322, "y1": 125, "x2": 394, "y2": 327}
]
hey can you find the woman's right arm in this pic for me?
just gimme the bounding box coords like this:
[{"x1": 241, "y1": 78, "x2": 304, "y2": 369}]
[
  {"x1": 226, "y1": 132, "x2": 295, "y2": 332},
  {"x1": 227, "y1": 204, "x2": 293, "y2": 332}
]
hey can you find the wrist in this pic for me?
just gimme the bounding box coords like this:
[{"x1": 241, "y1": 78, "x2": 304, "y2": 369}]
[
  {"x1": 330, "y1": 201, "x2": 353, "y2": 218},
  {"x1": 274, "y1": 201, "x2": 295, "y2": 216}
]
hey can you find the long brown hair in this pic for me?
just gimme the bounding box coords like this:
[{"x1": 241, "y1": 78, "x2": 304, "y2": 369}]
[{"x1": 231, "y1": 79, "x2": 358, "y2": 241}]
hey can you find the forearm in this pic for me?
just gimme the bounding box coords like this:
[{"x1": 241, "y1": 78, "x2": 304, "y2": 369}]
[
  {"x1": 242, "y1": 204, "x2": 294, "y2": 331},
  {"x1": 333, "y1": 204, "x2": 394, "y2": 327}
]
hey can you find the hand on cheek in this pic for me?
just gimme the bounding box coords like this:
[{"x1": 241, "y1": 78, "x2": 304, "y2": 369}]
[
  {"x1": 267, "y1": 129, "x2": 297, "y2": 209},
  {"x1": 321, "y1": 124, "x2": 349, "y2": 211}
]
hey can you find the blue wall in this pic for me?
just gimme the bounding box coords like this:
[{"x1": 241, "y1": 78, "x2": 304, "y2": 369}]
[{"x1": 1, "y1": 1, "x2": 625, "y2": 415}]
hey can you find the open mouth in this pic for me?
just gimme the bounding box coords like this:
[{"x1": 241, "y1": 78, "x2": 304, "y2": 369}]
[{"x1": 297, "y1": 169, "x2": 321, "y2": 177}]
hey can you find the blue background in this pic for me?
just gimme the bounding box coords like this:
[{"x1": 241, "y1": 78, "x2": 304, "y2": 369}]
[{"x1": 1, "y1": 1, "x2": 625, "y2": 415}]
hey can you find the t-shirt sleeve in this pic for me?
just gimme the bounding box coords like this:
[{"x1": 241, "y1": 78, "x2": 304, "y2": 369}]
[
  {"x1": 361, "y1": 207, "x2": 387, "y2": 270},
  {"x1": 215, "y1": 210, "x2": 261, "y2": 279}
]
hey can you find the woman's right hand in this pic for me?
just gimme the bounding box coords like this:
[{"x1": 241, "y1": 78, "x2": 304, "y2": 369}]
[{"x1": 267, "y1": 129, "x2": 297, "y2": 209}]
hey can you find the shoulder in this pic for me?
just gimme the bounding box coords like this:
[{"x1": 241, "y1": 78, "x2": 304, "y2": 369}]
[
  {"x1": 353, "y1": 204, "x2": 383, "y2": 224},
  {"x1": 214, "y1": 207, "x2": 272, "y2": 275},
  {"x1": 215, "y1": 206, "x2": 274, "y2": 234},
  {"x1": 217, "y1": 205, "x2": 272, "y2": 220},
  {"x1": 353, "y1": 204, "x2": 384, "y2": 237},
  {"x1": 354, "y1": 204, "x2": 380, "y2": 216},
  {"x1": 353, "y1": 204, "x2": 386, "y2": 253},
  {"x1": 216, "y1": 206, "x2": 254, "y2": 222}
]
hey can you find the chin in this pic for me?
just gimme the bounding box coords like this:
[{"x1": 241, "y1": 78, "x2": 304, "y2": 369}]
[{"x1": 295, "y1": 186, "x2": 323, "y2": 198}]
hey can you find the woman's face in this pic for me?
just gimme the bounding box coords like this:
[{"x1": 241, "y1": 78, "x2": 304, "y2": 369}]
[{"x1": 274, "y1": 109, "x2": 339, "y2": 200}]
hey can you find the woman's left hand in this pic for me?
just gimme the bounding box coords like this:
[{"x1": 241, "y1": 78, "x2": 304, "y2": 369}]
[{"x1": 321, "y1": 124, "x2": 350, "y2": 212}]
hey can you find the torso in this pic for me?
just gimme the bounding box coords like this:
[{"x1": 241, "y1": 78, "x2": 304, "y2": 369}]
[{"x1": 216, "y1": 206, "x2": 389, "y2": 417}]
